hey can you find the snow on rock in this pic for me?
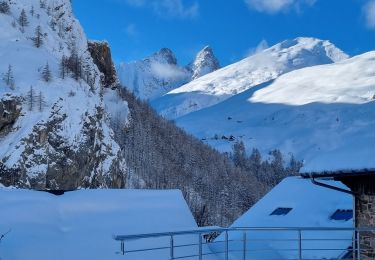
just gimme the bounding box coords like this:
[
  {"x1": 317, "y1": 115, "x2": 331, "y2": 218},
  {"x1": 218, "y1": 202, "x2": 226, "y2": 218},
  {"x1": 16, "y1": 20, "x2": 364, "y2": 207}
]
[
  {"x1": 0, "y1": 188, "x2": 201, "y2": 260},
  {"x1": 117, "y1": 48, "x2": 191, "y2": 100},
  {"x1": 152, "y1": 37, "x2": 348, "y2": 119},
  {"x1": 211, "y1": 177, "x2": 353, "y2": 259},
  {"x1": 175, "y1": 50, "x2": 375, "y2": 173},
  {"x1": 187, "y1": 46, "x2": 220, "y2": 80},
  {"x1": 117, "y1": 46, "x2": 221, "y2": 101},
  {"x1": 0, "y1": 0, "x2": 127, "y2": 189}
]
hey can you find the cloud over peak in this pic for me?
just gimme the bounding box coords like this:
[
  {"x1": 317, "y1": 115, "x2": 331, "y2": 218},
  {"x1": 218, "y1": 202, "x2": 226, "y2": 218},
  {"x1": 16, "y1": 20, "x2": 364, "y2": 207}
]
[
  {"x1": 244, "y1": 0, "x2": 316, "y2": 14},
  {"x1": 364, "y1": 0, "x2": 375, "y2": 29},
  {"x1": 125, "y1": 0, "x2": 199, "y2": 19}
]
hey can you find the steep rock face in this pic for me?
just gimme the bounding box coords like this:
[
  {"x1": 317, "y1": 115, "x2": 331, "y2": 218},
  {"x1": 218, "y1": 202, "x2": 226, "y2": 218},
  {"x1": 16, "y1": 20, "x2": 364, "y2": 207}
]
[
  {"x1": 88, "y1": 41, "x2": 118, "y2": 88},
  {"x1": 117, "y1": 46, "x2": 221, "y2": 100},
  {"x1": 0, "y1": 0, "x2": 127, "y2": 189},
  {"x1": 117, "y1": 48, "x2": 190, "y2": 100},
  {"x1": 188, "y1": 46, "x2": 220, "y2": 80},
  {"x1": 0, "y1": 95, "x2": 22, "y2": 136}
]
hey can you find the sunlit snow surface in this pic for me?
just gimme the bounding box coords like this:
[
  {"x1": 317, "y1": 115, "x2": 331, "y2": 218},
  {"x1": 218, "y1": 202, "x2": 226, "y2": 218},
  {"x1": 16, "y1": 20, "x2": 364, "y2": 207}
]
[
  {"x1": 0, "y1": 189, "x2": 211, "y2": 260},
  {"x1": 174, "y1": 51, "x2": 375, "y2": 173},
  {"x1": 153, "y1": 37, "x2": 348, "y2": 119}
]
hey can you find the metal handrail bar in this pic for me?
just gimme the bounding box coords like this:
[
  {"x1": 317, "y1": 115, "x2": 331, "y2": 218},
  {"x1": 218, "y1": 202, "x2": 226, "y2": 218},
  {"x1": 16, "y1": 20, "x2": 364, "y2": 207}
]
[
  {"x1": 113, "y1": 227, "x2": 375, "y2": 241},
  {"x1": 114, "y1": 227, "x2": 375, "y2": 259}
]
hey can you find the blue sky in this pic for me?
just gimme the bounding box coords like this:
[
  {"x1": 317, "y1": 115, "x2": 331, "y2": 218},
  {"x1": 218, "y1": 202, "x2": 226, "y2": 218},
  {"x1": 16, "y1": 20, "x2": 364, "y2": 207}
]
[{"x1": 73, "y1": 0, "x2": 375, "y2": 66}]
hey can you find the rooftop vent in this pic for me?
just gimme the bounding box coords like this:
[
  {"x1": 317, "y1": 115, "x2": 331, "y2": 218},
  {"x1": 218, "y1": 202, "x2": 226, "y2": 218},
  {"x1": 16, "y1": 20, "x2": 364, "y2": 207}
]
[
  {"x1": 330, "y1": 209, "x2": 353, "y2": 221},
  {"x1": 270, "y1": 207, "x2": 292, "y2": 216}
]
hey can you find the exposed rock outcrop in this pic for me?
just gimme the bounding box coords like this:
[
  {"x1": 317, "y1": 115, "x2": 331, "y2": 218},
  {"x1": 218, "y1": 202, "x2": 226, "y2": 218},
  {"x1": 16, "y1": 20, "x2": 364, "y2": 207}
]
[
  {"x1": 88, "y1": 41, "x2": 119, "y2": 88},
  {"x1": 0, "y1": 95, "x2": 22, "y2": 136},
  {"x1": 188, "y1": 46, "x2": 220, "y2": 80}
]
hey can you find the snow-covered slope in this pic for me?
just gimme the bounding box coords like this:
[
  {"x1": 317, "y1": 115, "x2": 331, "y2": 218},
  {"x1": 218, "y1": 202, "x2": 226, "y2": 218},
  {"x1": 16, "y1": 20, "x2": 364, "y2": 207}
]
[
  {"x1": 187, "y1": 46, "x2": 220, "y2": 80},
  {"x1": 0, "y1": 188, "x2": 201, "y2": 260},
  {"x1": 117, "y1": 48, "x2": 191, "y2": 100},
  {"x1": 153, "y1": 37, "x2": 348, "y2": 119},
  {"x1": 0, "y1": 0, "x2": 128, "y2": 188},
  {"x1": 175, "y1": 50, "x2": 375, "y2": 172},
  {"x1": 117, "y1": 46, "x2": 220, "y2": 100}
]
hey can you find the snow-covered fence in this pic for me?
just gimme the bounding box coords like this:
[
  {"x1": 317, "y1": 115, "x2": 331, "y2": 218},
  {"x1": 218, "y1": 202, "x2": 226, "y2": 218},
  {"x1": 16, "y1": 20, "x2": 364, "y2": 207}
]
[{"x1": 113, "y1": 227, "x2": 375, "y2": 259}]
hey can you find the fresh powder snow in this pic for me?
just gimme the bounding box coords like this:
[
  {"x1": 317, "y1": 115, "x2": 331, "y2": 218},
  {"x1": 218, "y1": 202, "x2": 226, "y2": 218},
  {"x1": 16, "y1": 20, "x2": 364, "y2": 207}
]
[
  {"x1": 0, "y1": 188, "x2": 209, "y2": 260},
  {"x1": 211, "y1": 177, "x2": 353, "y2": 259},
  {"x1": 152, "y1": 37, "x2": 348, "y2": 120},
  {"x1": 174, "y1": 50, "x2": 375, "y2": 173}
]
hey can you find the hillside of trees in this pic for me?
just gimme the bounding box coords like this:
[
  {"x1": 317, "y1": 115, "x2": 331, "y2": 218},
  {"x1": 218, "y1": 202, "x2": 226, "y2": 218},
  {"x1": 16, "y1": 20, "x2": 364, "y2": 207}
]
[{"x1": 112, "y1": 87, "x2": 302, "y2": 226}]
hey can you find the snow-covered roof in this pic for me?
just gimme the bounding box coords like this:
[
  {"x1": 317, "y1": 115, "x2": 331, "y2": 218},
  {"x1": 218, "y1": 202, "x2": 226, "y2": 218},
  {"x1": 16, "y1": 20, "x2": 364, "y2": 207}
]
[
  {"x1": 301, "y1": 168, "x2": 375, "y2": 178},
  {"x1": 211, "y1": 177, "x2": 353, "y2": 259},
  {"x1": 0, "y1": 189, "x2": 198, "y2": 259}
]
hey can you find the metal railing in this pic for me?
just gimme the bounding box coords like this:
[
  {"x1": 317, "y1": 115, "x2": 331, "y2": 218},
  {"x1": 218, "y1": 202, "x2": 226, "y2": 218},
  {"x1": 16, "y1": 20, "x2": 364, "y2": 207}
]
[{"x1": 113, "y1": 227, "x2": 375, "y2": 260}]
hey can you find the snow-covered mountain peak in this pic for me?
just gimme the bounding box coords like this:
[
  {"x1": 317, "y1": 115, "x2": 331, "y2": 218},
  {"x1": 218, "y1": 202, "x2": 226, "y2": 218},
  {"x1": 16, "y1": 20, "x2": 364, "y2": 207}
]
[
  {"x1": 117, "y1": 47, "x2": 190, "y2": 100},
  {"x1": 152, "y1": 37, "x2": 348, "y2": 119},
  {"x1": 146, "y1": 47, "x2": 177, "y2": 65},
  {"x1": 271, "y1": 37, "x2": 349, "y2": 63},
  {"x1": 175, "y1": 49, "x2": 375, "y2": 173},
  {"x1": 189, "y1": 45, "x2": 220, "y2": 80}
]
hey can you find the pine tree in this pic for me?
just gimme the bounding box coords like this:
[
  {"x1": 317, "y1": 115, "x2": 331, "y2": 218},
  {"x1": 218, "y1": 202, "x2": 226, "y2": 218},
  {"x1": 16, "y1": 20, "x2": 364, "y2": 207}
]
[
  {"x1": 27, "y1": 86, "x2": 35, "y2": 111},
  {"x1": 59, "y1": 55, "x2": 67, "y2": 79},
  {"x1": 3, "y1": 65, "x2": 15, "y2": 89},
  {"x1": 0, "y1": 1, "x2": 10, "y2": 14},
  {"x1": 37, "y1": 91, "x2": 45, "y2": 112},
  {"x1": 39, "y1": 0, "x2": 46, "y2": 9},
  {"x1": 232, "y1": 141, "x2": 246, "y2": 168},
  {"x1": 33, "y1": 25, "x2": 43, "y2": 48},
  {"x1": 18, "y1": 9, "x2": 29, "y2": 29},
  {"x1": 30, "y1": 5, "x2": 34, "y2": 16},
  {"x1": 41, "y1": 62, "x2": 51, "y2": 82},
  {"x1": 68, "y1": 48, "x2": 82, "y2": 81}
]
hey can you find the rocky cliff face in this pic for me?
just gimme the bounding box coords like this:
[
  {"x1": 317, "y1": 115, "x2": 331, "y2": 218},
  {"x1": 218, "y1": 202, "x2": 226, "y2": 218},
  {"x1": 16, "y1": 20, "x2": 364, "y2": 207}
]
[
  {"x1": 188, "y1": 46, "x2": 221, "y2": 80},
  {"x1": 88, "y1": 41, "x2": 119, "y2": 88},
  {"x1": 0, "y1": 0, "x2": 127, "y2": 189}
]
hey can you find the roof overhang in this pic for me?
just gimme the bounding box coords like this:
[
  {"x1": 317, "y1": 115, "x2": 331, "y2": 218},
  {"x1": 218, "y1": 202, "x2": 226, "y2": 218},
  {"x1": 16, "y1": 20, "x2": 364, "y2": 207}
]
[{"x1": 301, "y1": 168, "x2": 375, "y2": 179}]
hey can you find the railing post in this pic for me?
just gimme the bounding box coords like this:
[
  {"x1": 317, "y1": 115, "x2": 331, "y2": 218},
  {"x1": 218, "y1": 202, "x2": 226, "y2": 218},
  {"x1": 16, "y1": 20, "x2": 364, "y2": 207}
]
[
  {"x1": 243, "y1": 231, "x2": 247, "y2": 260},
  {"x1": 225, "y1": 230, "x2": 229, "y2": 260},
  {"x1": 170, "y1": 235, "x2": 174, "y2": 260},
  {"x1": 356, "y1": 230, "x2": 361, "y2": 260},
  {"x1": 199, "y1": 233, "x2": 203, "y2": 260},
  {"x1": 121, "y1": 241, "x2": 125, "y2": 255},
  {"x1": 298, "y1": 230, "x2": 302, "y2": 260}
]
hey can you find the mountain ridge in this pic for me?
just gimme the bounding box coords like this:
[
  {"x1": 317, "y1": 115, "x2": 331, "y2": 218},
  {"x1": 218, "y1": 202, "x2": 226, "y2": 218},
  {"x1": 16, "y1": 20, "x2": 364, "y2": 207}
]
[{"x1": 152, "y1": 37, "x2": 349, "y2": 119}]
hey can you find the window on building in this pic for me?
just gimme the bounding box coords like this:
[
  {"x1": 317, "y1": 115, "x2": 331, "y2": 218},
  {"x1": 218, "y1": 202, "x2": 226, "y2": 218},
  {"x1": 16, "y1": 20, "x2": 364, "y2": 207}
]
[
  {"x1": 270, "y1": 207, "x2": 293, "y2": 216},
  {"x1": 330, "y1": 209, "x2": 353, "y2": 221}
]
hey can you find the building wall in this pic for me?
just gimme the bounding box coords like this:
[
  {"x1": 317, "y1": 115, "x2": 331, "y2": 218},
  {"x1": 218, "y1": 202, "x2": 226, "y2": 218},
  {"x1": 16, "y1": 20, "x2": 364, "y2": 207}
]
[
  {"x1": 341, "y1": 175, "x2": 375, "y2": 259},
  {"x1": 356, "y1": 194, "x2": 375, "y2": 259}
]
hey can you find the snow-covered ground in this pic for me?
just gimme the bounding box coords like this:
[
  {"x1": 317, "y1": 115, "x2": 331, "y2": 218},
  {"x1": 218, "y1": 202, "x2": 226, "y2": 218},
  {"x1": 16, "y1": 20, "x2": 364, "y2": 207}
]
[
  {"x1": 152, "y1": 37, "x2": 348, "y2": 119},
  {"x1": 211, "y1": 177, "x2": 353, "y2": 259},
  {"x1": 0, "y1": 188, "x2": 205, "y2": 260},
  {"x1": 174, "y1": 50, "x2": 375, "y2": 172}
]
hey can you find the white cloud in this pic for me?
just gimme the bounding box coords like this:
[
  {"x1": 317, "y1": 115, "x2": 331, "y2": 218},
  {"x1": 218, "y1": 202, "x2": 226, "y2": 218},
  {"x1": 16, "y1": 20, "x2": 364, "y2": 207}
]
[
  {"x1": 124, "y1": 23, "x2": 138, "y2": 37},
  {"x1": 153, "y1": 0, "x2": 199, "y2": 19},
  {"x1": 124, "y1": 0, "x2": 199, "y2": 19},
  {"x1": 245, "y1": 39, "x2": 269, "y2": 57},
  {"x1": 364, "y1": 0, "x2": 375, "y2": 29},
  {"x1": 244, "y1": 0, "x2": 316, "y2": 14},
  {"x1": 150, "y1": 63, "x2": 187, "y2": 79}
]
